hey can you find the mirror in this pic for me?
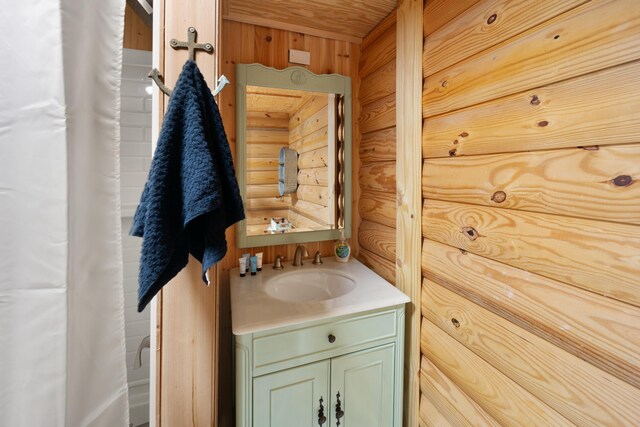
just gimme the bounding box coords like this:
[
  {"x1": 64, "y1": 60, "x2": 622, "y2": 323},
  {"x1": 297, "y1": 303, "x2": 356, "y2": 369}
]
[{"x1": 235, "y1": 64, "x2": 352, "y2": 248}]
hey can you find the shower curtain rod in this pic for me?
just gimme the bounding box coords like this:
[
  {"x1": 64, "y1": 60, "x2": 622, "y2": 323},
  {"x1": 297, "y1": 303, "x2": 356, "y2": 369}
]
[{"x1": 148, "y1": 26, "x2": 229, "y2": 96}]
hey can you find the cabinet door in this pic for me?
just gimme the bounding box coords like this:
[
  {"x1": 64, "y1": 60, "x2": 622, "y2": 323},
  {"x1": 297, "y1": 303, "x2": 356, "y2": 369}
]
[
  {"x1": 330, "y1": 344, "x2": 395, "y2": 427},
  {"x1": 253, "y1": 360, "x2": 330, "y2": 427}
]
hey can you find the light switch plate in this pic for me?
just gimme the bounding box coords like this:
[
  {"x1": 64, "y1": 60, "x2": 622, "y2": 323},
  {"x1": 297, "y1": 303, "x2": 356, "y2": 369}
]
[{"x1": 288, "y1": 49, "x2": 311, "y2": 65}]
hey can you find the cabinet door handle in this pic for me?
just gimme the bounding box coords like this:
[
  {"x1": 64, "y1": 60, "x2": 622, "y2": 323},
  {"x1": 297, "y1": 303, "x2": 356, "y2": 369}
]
[
  {"x1": 328, "y1": 334, "x2": 336, "y2": 343},
  {"x1": 335, "y1": 392, "x2": 345, "y2": 425},
  {"x1": 318, "y1": 396, "x2": 327, "y2": 425}
]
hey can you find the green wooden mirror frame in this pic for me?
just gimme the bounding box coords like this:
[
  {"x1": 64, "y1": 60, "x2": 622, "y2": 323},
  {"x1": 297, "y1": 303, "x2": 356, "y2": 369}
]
[{"x1": 235, "y1": 63, "x2": 352, "y2": 248}]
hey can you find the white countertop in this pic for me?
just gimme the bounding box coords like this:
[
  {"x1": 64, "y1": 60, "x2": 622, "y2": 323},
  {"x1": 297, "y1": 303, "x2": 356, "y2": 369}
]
[{"x1": 230, "y1": 258, "x2": 410, "y2": 335}]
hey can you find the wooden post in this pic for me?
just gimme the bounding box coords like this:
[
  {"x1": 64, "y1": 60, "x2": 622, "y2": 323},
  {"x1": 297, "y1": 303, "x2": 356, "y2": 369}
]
[
  {"x1": 396, "y1": 0, "x2": 422, "y2": 426},
  {"x1": 152, "y1": 0, "x2": 222, "y2": 426}
]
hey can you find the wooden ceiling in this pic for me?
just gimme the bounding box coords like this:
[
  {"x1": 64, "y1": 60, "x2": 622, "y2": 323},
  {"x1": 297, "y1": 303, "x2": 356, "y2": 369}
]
[{"x1": 222, "y1": 0, "x2": 397, "y2": 43}]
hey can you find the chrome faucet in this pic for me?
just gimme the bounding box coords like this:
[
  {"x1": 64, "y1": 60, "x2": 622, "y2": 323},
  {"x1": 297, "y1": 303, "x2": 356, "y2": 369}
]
[{"x1": 293, "y1": 244, "x2": 308, "y2": 267}]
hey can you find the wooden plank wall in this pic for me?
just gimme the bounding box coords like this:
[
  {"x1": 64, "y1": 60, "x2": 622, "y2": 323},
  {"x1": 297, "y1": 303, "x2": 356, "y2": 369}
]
[
  {"x1": 123, "y1": 4, "x2": 152, "y2": 51},
  {"x1": 420, "y1": 0, "x2": 640, "y2": 425},
  {"x1": 289, "y1": 94, "x2": 332, "y2": 230},
  {"x1": 357, "y1": 11, "x2": 398, "y2": 285},
  {"x1": 245, "y1": 103, "x2": 290, "y2": 234}
]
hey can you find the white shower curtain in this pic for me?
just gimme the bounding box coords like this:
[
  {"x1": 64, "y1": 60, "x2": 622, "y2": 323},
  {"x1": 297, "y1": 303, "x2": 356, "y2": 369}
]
[{"x1": 0, "y1": 1, "x2": 130, "y2": 426}]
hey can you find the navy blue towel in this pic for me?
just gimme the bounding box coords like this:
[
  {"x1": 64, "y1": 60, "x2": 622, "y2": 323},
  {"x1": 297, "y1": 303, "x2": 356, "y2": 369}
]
[{"x1": 131, "y1": 60, "x2": 244, "y2": 312}]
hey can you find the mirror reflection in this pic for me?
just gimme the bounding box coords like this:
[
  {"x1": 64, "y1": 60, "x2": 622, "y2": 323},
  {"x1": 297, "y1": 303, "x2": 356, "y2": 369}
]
[{"x1": 244, "y1": 86, "x2": 338, "y2": 236}]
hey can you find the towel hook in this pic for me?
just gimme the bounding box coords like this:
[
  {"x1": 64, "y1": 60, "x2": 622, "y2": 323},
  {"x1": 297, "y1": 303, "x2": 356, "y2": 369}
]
[{"x1": 148, "y1": 26, "x2": 218, "y2": 97}]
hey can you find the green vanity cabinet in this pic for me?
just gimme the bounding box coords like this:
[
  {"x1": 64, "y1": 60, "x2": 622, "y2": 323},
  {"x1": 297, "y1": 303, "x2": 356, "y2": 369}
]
[
  {"x1": 235, "y1": 305, "x2": 405, "y2": 427},
  {"x1": 253, "y1": 360, "x2": 330, "y2": 427}
]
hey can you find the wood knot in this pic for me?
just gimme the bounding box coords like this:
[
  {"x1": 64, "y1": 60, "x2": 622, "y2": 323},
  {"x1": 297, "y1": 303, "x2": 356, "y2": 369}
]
[
  {"x1": 530, "y1": 95, "x2": 540, "y2": 105},
  {"x1": 448, "y1": 148, "x2": 457, "y2": 157},
  {"x1": 491, "y1": 191, "x2": 507, "y2": 203},
  {"x1": 265, "y1": 35, "x2": 272, "y2": 42},
  {"x1": 459, "y1": 131, "x2": 469, "y2": 138},
  {"x1": 441, "y1": 80, "x2": 448, "y2": 88},
  {"x1": 461, "y1": 226, "x2": 479, "y2": 241},
  {"x1": 613, "y1": 175, "x2": 634, "y2": 187},
  {"x1": 487, "y1": 14, "x2": 497, "y2": 24},
  {"x1": 554, "y1": 34, "x2": 560, "y2": 40},
  {"x1": 459, "y1": 249, "x2": 467, "y2": 255},
  {"x1": 537, "y1": 120, "x2": 549, "y2": 127},
  {"x1": 451, "y1": 318, "x2": 461, "y2": 328},
  {"x1": 453, "y1": 139, "x2": 459, "y2": 145}
]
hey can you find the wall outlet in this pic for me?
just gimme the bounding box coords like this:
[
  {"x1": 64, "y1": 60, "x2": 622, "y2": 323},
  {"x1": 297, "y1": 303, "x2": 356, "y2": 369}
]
[{"x1": 289, "y1": 49, "x2": 311, "y2": 65}]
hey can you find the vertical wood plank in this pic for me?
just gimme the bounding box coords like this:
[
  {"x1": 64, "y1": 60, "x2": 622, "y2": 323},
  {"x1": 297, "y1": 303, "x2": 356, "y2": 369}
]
[
  {"x1": 156, "y1": 0, "x2": 220, "y2": 426},
  {"x1": 396, "y1": 1, "x2": 422, "y2": 426}
]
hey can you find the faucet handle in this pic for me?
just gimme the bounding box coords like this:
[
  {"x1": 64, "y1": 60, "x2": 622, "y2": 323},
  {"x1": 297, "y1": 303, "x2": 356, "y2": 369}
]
[
  {"x1": 273, "y1": 255, "x2": 284, "y2": 270},
  {"x1": 313, "y1": 251, "x2": 323, "y2": 265}
]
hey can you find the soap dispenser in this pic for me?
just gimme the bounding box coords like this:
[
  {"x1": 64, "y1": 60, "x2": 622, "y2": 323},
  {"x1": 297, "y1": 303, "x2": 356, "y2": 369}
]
[{"x1": 334, "y1": 229, "x2": 351, "y2": 263}]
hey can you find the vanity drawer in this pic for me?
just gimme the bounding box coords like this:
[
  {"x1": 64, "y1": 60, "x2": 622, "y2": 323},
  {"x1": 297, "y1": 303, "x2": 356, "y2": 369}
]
[{"x1": 252, "y1": 309, "x2": 398, "y2": 375}]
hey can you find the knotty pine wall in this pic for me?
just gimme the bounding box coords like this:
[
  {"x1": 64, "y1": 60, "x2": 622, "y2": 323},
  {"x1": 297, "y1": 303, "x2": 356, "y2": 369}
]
[
  {"x1": 420, "y1": 0, "x2": 640, "y2": 425},
  {"x1": 245, "y1": 106, "x2": 290, "y2": 234},
  {"x1": 289, "y1": 94, "x2": 332, "y2": 230},
  {"x1": 356, "y1": 11, "x2": 398, "y2": 285}
]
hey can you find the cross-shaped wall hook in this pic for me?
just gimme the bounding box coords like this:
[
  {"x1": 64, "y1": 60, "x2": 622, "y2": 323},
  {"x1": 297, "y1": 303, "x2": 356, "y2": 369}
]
[
  {"x1": 148, "y1": 27, "x2": 215, "y2": 96},
  {"x1": 170, "y1": 27, "x2": 213, "y2": 61}
]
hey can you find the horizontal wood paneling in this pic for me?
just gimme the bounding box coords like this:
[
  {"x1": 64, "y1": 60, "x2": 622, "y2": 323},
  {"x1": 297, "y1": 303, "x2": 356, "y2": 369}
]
[
  {"x1": 422, "y1": 0, "x2": 640, "y2": 425},
  {"x1": 423, "y1": 144, "x2": 640, "y2": 225},
  {"x1": 244, "y1": 196, "x2": 292, "y2": 210},
  {"x1": 423, "y1": 0, "x2": 478, "y2": 37},
  {"x1": 246, "y1": 184, "x2": 280, "y2": 199},
  {"x1": 359, "y1": 127, "x2": 396, "y2": 163},
  {"x1": 296, "y1": 184, "x2": 329, "y2": 207},
  {"x1": 246, "y1": 111, "x2": 289, "y2": 128},
  {"x1": 359, "y1": 190, "x2": 395, "y2": 228},
  {"x1": 359, "y1": 93, "x2": 396, "y2": 134},
  {"x1": 297, "y1": 167, "x2": 328, "y2": 186},
  {"x1": 423, "y1": 0, "x2": 586, "y2": 77},
  {"x1": 423, "y1": 60, "x2": 640, "y2": 157},
  {"x1": 359, "y1": 25, "x2": 396, "y2": 78},
  {"x1": 289, "y1": 105, "x2": 328, "y2": 144},
  {"x1": 360, "y1": 59, "x2": 396, "y2": 106},
  {"x1": 245, "y1": 209, "x2": 289, "y2": 225},
  {"x1": 247, "y1": 143, "x2": 282, "y2": 158},
  {"x1": 358, "y1": 219, "x2": 396, "y2": 262},
  {"x1": 247, "y1": 170, "x2": 278, "y2": 185},
  {"x1": 421, "y1": 318, "x2": 573, "y2": 427},
  {"x1": 422, "y1": 278, "x2": 640, "y2": 426},
  {"x1": 356, "y1": 14, "x2": 397, "y2": 291},
  {"x1": 298, "y1": 147, "x2": 329, "y2": 169},
  {"x1": 361, "y1": 9, "x2": 396, "y2": 50},
  {"x1": 422, "y1": 238, "x2": 640, "y2": 389},
  {"x1": 292, "y1": 200, "x2": 329, "y2": 226},
  {"x1": 247, "y1": 158, "x2": 279, "y2": 171},
  {"x1": 246, "y1": 128, "x2": 289, "y2": 144},
  {"x1": 359, "y1": 161, "x2": 396, "y2": 193},
  {"x1": 420, "y1": 356, "x2": 500, "y2": 427},
  {"x1": 357, "y1": 247, "x2": 396, "y2": 284},
  {"x1": 423, "y1": 0, "x2": 640, "y2": 117},
  {"x1": 419, "y1": 395, "x2": 453, "y2": 427},
  {"x1": 422, "y1": 199, "x2": 640, "y2": 307}
]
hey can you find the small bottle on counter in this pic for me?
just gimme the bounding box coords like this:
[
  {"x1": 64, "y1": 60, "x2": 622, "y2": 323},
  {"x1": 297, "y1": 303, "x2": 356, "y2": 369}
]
[{"x1": 334, "y1": 229, "x2": 350, "y2": 263}]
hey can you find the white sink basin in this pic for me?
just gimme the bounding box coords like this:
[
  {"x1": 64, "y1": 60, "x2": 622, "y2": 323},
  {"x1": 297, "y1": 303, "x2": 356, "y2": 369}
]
[
  {"x1": 230, "y1": 259, "x2": 410, "y2": 335},
  {"x1": 265, "y1": 270, "x2": 357, "y2": 302}
]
